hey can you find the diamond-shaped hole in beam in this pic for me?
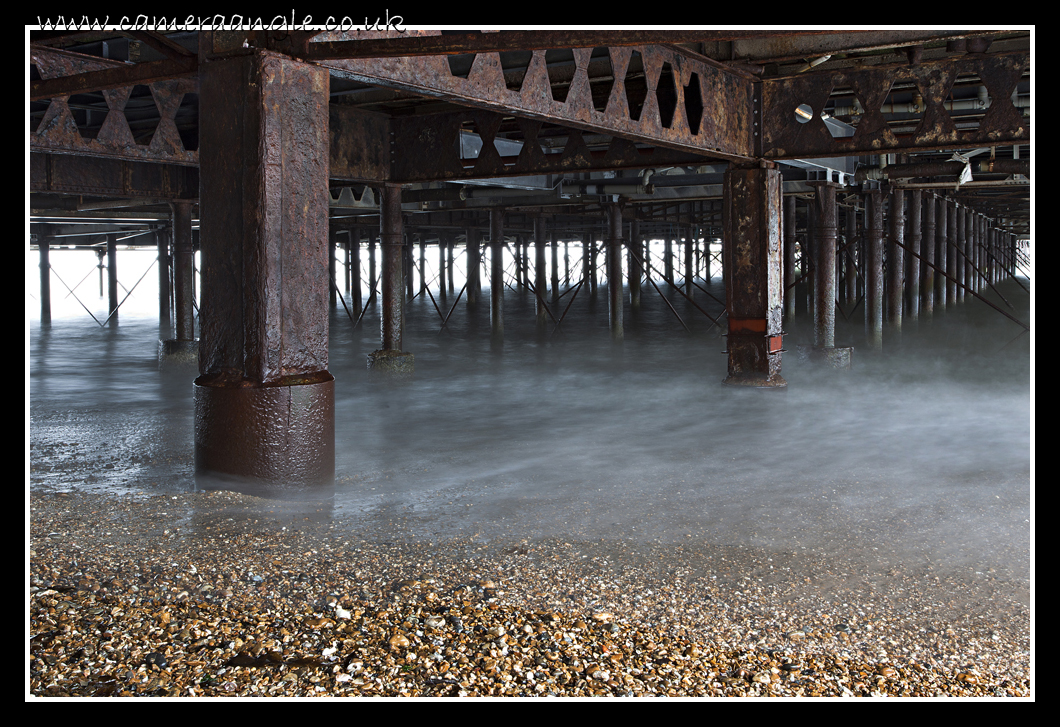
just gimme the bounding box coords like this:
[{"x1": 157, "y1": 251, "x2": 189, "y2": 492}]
[
  {"x1": 945, "y1": 72, "x2": 984, "y2": 132},
  {"x1": 587, "y1": 48, "x2": 613, "y2": 113},
  {"x1": 656, "y1": 62, "x2": 677, "y2": 129},
  {"x1": 124, "y1": 85, "x2": 160, "y2": 146},
  {"x1": 448, "y1": 54, "x2": 477, "y2": 79},
  {"x1": 500, "y1": 50, "x2": 533, "y2": 93},
  {"x1": 684, "y1": 71, "x2": 703, "y2": 135},
  {"x1": 176, "y1": 92, "x2": 199, "y2": 152},
  {"x1": 545, "y1": 49, "x2": 574, "y2": 103},
  {"x1": 624, "y1": 50, "x2": 647, "y2": 122},
  {"x1": 69, "y1": 91, "x2": 107, "y2": 140}
]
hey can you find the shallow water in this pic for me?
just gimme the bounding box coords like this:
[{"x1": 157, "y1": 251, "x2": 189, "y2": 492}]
[{"x1": 28, "y1": 271, "x2": 1031, "y2": 586}]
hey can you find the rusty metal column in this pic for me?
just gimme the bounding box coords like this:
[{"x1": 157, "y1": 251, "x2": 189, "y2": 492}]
[
  {"x1": 107, "y1": 233, "x2": 119, "y2": 326},
  {"x1": 939, "y1": 196, "x2": 951, "y2": 307},
  {"x1": 906, "y1": 190, "x2": 921, "y2": 321},
  {"x1": 630, "y1": 218, "x2": 642, "y2": 310},
  {"x1": 195, "y1": 49, "x2": 333, "y2": 492},
  {"x1": 805, "y1": 201, "x2": 815, "y2": 319},
  {"x1": 888, "y1": 188, "x2": 904, "y2": 330},
  {"x1": 160, "y1": 201, "x2": 199, "y2": 370},
  {"x1": 865, "y1": 189, "x2": 884, "y2": 349},
  {"x1": 329, "y1": 229, "x2": 337, "y2": 309},
  {"x1": 438, "y1": 233, "x2": 447, "y2": 302},
  {"x1": 447, "y1": 234, "x2": 455, "y2": 294},
  {"x1": 664, "y1": 236, "x2": 673, "y2": 283},
  {"x1": 38, "y1": 229, "x2": 51, "y2": 326},
  {"x1": 368, "y1": 232, "x2": 377, "y2": 304},
  {"x1": 466, "y1": 228, "x2": 479, "y2": 306},
  {"x1": 534, "y1": 215, "x2": 548, "y2": 326},
  {"x1": 964, "y1": 208, "x2": 975, "y2": 299},
  {"x1": 563, "y1": 237, "x2": 570, "y2": 286},
  {"x1": 955, "y1": 204, "x2": 965, "y2": 303},
  {"x1": 157, "y1": 225, "x2": 170, "y2": 328},
  {"x1": 368, "y1": 183, "x2": 414, "y2": 375},
  {"x1": 589, "y1": 231, "x2": 599, "y2": 296},
  {"x1": 350, "y1": 227, "x2": 362, "y2": 313},
  {"x1": 722, "y1": 163, "x2": 785, "y2": 388},
  {"x1": 811, "y1": 182, "x2": 837, "y2": 349},
  {"x1": 922, "y1": 193, "x2": 936, "y2": 317},
  {"x1": 490, "y1": 209, "x2": 505, "y2": 350},
  {"x1": 581, "y1": 232, "x2": 591, "y2": 290},
  {"x1": 551, "y1": 228, "x2": 559, "y2": 302},
  {"x1": 845, "y1": 205, "x2": 857, "y2": 309},
  {"x1": 684, "y1": 228, "x2": 693, "y2": 294},
  {"x1": 783, "y1": 195, "x2": 795, "y2": 318},
  {"x1": 607, "y1": 203, "x2": 624, "y2": 342},
  {"x1": 418, "y1": 233, "x2": 426, "y2": 295},
  {"x1": 935, "y1": 196, "x2": 948, "y2": 309}
]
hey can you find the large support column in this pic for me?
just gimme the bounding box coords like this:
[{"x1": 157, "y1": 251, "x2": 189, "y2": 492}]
[
  {"x1": 607, "y1": 204, "x2": 624, "y2": 342},
  {"x1": 964, "y1": 208, "x2": 974, "y2": 300},
  {"x1": 107, "y1": 233, "x2": 119, "y2": 326},
  {"x1": 38, "y1": 229, "x2": 51, "y2": 326},
  {"x1": 418, "y1": 233, "x2": 427, "y2": 295},
  {"x1": 589, "y1": 231, "x2": 599, "y2": 296},
  {"x1": 534, "y1": 215, "x2": 548, "y2": 326},
  {"x1": 811, "y1": 182, "x2": 838, "y2": 349},
  {"x1": 865, "y1": 189, "x2": 884, "y2": 349},
  {"x1": 722, "y1": 164, "x2": 786, "y2": 388},
  {"x1": 447, "y1": 234, "x2": 455, "y2": 294},
  {"x1": 171, "y1": 202, "x2": 196, "y2": 342},
  {"x1": 629, "y1": 218, "x2": 642, "y2": 310},
  {"x1": 804, "y1": 201, "x2": 815, "y2": 318},
  {"x1": 684, "y1": 228, "x2": 693, "y2": 294},
  {"x1": 490, "y1": 209, "x2": 505, "y2": 350},
  {"x1": 783, "y1": 195, "x2": 795, "y2": 318},
  {"x1": 936, "y1": 196, "x2": 949, "y2": 308},
  {"x1": 888, "y1": 188, "x2": 904, "y2": 330},
  {"x1": 664, "y1": 236, "x2": 673, "y2": 283},
  {"x1": 906, "y1": 190, "x2": 921, "y2": 321},
  {"x1": 581, "y1": 232, "x2": 591, "y2": 288},
  {"x1": 195, "y1": 50, "x2": 333, "y2": 492},
  {"x1": 922, "y1": 193, "x2": 936, "y2": 317}
]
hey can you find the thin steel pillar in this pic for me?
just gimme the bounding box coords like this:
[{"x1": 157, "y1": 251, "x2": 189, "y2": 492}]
[
  {"x1": 438, "y1": 232, "x2": 447, "y2": 301},
  {"x1": 107, "y1": 233, "x2": 119, "y2": 326},
  {"x1": 607, "y1": 204, "x2": 624, "y2": 341},
  {"x1": 887, "y1": 188, "x2": 904, "y2": 330},
  {"x1": 368, "y1": 232, "x2": 377, "y2": 304},
  {"x1": 535, "y1": 216, "x2": 548, "y2": 326},
  {"x1": 845, "y1": 205, "x2": 857, "y2": 308},
  {"x1": 329, "y1": 230, "x2": 337, "y2": 309},
  {"x1": 447, "y1": 234, "x2": 455, "y2": 294},
  {"x1": 723, "y1": 163, "x2": 786, "y2": 388},
  {"x1": 171, "y1": 201, "x2": 195, "y2": 342},
  {"x1": 922, "y1": 193, "x2": 936, "y2": 317},
  {"x1": 812, "y1": 182, "x2": 837, "y2": 348},
  {"x1": 937, "y1": 196, "x2": 949, "y2": 307},
  {"x1": 664, "y1": 236, "x2": 673, "y2": 282},
  {"x1": 783, "y1": 194, "x2": 795, "y2": 318},
  {"x1": 550, "y1": 227, "x2": 559, "y2": 301},
  {"x1": 490, "y1": 209, "x2": 505, "y2": 349},
  {"x1": 466, "y1": 228, "x2": 480, "y2": 305},
  {"x1": 629, "y1": 218, "x2": 642, "y2": 310},
  {"x1": 865, "y1": 190, "x2": 884, "y2": 349},
  {"x1": 39, "y1": 230, "x2": 51, "y2": 326},
  {"x1": 954, "y1": 203, "x2": 965, "y2": 303},
  {"x1": 906, "y1": 190, "x2": 921, "y2": 321},
  {"x1": 350, "y1": 227, "x2": 362, "y2": 313},
  {"x1": 157, "y1": 225, "x2": 170, "y2": 328},
  {"x1": 379, "y1": 184, "x2": 405, "y2": 352}
]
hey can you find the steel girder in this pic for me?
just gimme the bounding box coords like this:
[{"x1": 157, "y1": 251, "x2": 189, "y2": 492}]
[{"x1": 758, "y1": 52, "x2": 1029, "y2": 159}]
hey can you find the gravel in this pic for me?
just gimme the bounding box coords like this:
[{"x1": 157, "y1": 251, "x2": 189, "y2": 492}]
[{"x1": 29, "y1": 488, "x2": 1030, "y2": 698}]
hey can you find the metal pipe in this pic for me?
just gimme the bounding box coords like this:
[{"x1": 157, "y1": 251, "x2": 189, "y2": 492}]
[{"x1": 380, "y1": 184, "x2": 404, "y2": 351}]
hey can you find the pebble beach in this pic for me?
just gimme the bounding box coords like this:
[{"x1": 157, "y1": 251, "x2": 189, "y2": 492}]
[{"x1": 29, "y1": 488, "x2": 1031, "y2": 698}]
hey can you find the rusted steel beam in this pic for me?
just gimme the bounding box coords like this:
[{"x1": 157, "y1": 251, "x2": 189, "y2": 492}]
[
  {"x1": 30, "y1": 152, "x2": 198, "y2": 199},
  {"x1": 32, "y1": 47, "x2": 199, "y2": 166},
  {"x1": 323, "y1": 45, "x2": 754, "y2": 161},
  {"x1": 759, "y1": 52, "x2": 1028, "y2": 159},
  {"x1": 124, "y1": 31, "x2": 197, "y2": 60},
  {"x1": 31, "y1": 56, "x2": 197, "y2": 100},
  {"x1": 723, "y1": 163, "x2": 786, "y2": 388},
  {"x1": 305, "y1": 30, "x2": 863, "y2": 60}
]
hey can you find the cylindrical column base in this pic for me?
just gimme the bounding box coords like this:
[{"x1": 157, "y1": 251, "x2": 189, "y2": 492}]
[
  {"x1": 158, "y1": 339, "x2": 199, "y2": 372},
  {"x1": 194, "y1": 376, "x2": 335, "y2": 495},
  {"x1": 367, "y1": 349, "x2": 415, "y2": 377}
]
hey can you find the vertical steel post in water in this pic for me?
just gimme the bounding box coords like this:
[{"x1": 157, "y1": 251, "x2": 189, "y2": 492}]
[
  {"x1": 107, "y1": 233, "x2": 118, "y2": 326},
  {"x1": 490, "y1": 209, "x2": 505, "y2": 349},
  {"x1": 888, "y1": 188, "x2": 904, "y2": 330},
  {"x1": 607, "y1": 203, "x2": 624, "y2": 341},
  {"x1": 865, "y1": 190, "x2": 884, "y2": 349},
  {"x1": 812, "y1": 182, "x2": 837, "y2": 349},
  {"x1": 906, "y1": 190, "x2": 921, "y2": 321},
  {"x1": 783, "y1": 194, "x2": 796, "y2": 318},
  {"x1": 38, "y1": 230, "x2": 51, "y2": 326}
]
